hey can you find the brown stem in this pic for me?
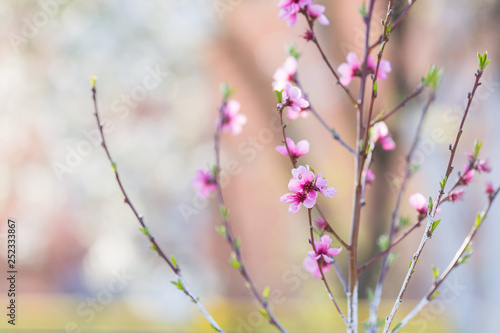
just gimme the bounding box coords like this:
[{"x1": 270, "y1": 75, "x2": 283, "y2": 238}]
[
  {"x1": 278, "y1": 105, "x2": 350, "y2": 250},
  {"x1": 303, "y1": 14, "x2": 358, "y2": 107},
  {"x1": 382, "y1": 67, "x2": 485, "y2": 333},
  {"x1": 392, "y1": 187, "x2": 499, "y2": 333},
  {"x1": 294, "y1": 77, "x2": 355, "y2": 154},
  {"x1": 365, "y1": 90, "x2": 434, "y2": 332},
  {"x1": 91, "y1": 83, "x2": 224, "y2": 332},
  {"x1": 372, "y1": 83, "x2": 425, "y2": 125},
  {"x1": 215, "y1": 100, "x2": 287, "y2": 333}
]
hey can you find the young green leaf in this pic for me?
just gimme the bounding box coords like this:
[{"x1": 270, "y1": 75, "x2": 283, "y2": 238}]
[
  {"x1": 263, "y1": 287, "x2": 270, "y2": 301},
  {"x1": 171, "y1": 255, "x2": 177, "y2": 267},
  {"x1": 432, "y1": 266, "x2": 439, "y2": 280},
  {"x1": 139, "y1": 227, "x2": 150, "y2": 237},
  {"x1": 430, "y1": 291, "x2": 440, "y2": 300},
  {"x1": 216, "y1": 225, "x2": 227, "y2": 238},
  {"x1": 399, "y1": 216, "x2": 411, "y2": 228},
  {"x1": 474, "y1": 211, "x2": 485, "y2": 228},
  {"x1": 428, "y1": 197, "x2": 434, "y2": 214},
  {"x1": 286, "y1": 44, "x2": 301, "y2": 59},
  {"x1": 430, "y1": 219, "x2": 441, "y2": 234},
  {"x1": 274, "y1": 89, "x2": 283, "y2": 104},
  {"x1": 358, "y1": 2, "x2": 367, "y2": 17},
  {"x1": 234, "y1": 238, "x2": 242, "y2": 250},
  {"x1": 377, "y1": 234, "x2": 389, "y2": 251},
  {"x1": 258, "y1": 308, "x2": 269, "y2": 320},
  {"x1": 229, "y1": 252, "x2": 241, "y2": 270},
  {"x1": 473, "y1": 140, "x2": 483, "y2": 159},
  {"x1": 220, "y1": 82, "x2": 236, "y2": 99},
  {"x1": 149, "y1": 244, "x2": 159, "y2": 253},
  {"x1": 220, "y1": 205, "x2": 229, "y2": 219}
]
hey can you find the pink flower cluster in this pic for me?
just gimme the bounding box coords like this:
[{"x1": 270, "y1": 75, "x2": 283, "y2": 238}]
[
  {"x1": 273, "y1": 57, "x2": 297, "y2": 91},
  {"x1": 276, "y1": 137, "x2": 309, "y2": 162},
  {"x1": 219, "y1": 100, "x2": 247, "y2": 135},
  {"x1": 280, "y1": 165, "x2": 337, "y2": 214},
  {"x1": 371, "y1": 122, "x2": 395, "y2": 151},
  {"x1": 192, "y1": 168, "x2": 217, "y2": 199},
  {"x1": 281, "y1": 82, "x2": 310, "y2": 119},
  {"x1": 278, "y1": 0, "x2": 329, "y2": 27},
  {"x1": 304, "y1": 235, "x2": 342, "y2": 278},
  {"x1": 337, "y1": 52, "x2": 392, "y2": 86}
]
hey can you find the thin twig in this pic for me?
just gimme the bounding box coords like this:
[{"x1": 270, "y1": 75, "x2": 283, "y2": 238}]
[
  {"x1": 392, "y1": 187, "x2": 499, "y2": 332},
  {"x1": 91, "y1": 81, "x2": 224, "y2": 332},
  {"x1": 365, "y1": 90, "x2": 434, "y2": 333},
  {"x1": 308, "y1": 209, "x2": 348, "y2": 323},
  {"x1": 277, "y1": 104, "x2": 350, "y2": 250},
  {"x1": 294, "y1": 76, "x2": 355, "y2": 154},
  {"x1": 371, "y1": 83, "x2": 425, "y2": 125},
  {"x1": 362, "y1": 0, "x2": 394, "y2": 156},
  {"x1": 215, "y1": 100, "x2": 287, "y2": 333},
  {"x1": 303, "y1": 13, "x2": 358, "y2": 107},
  {"x1": 345, "y1": 1, "x2": 377, "y2": 331},
  {"x1": 369, "y1": 0, "x2": 419, "y2": 52},
  {"x1": 382, "y1": 67, "x2": 485, "y2": 333}
]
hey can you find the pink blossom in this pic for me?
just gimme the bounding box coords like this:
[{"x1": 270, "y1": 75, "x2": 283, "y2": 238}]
[
  {"x1": 337, "y1": 52, "x2": 392, "y2": 86},
  {"x1": 366, "y1": 54, "x2": 392, "y2": 80},
  {"x1": 371, "y1": 122, "x2": 396, "y2": 150},
  {"x1": 273, "y1": 57, "x2": 298, "y2": 91},
  {"x1": 307, "y1": 4, "x2": 329, "y2": 25},
  {"x1": 282, "y1": 82, "x2": 310, "y2": 119},
  {"x1": 459, "y1": 165, "x2": 475, "y2": 185},
  {"x1": 409, "y1": 193, "x2": 428, "y2": 216},
  {"x1": 337, "y1": 53, "x2": 361, "y2": 86},
  {"x1": 314, "y1": 217, "x2": 328, "y2": 232},
  {"x1": 280, "y1": 191, "x2": 317, "y2": 214},
  {"x1": 363, "y1": 169, "x2": 376, "y2": 186},
  {"x1": 192, "y1": 168, "x2": 217, "y2": 199},
  {"x1": 219, "y1": 100, "x2": 247, "y2": 135},
  {"x1": 280, "y1": 165, "x2": 337, "y2": 214},
  {"x1": 486, "y1": 182, "x2": 495, "y2": 196},
  {"x1": 476, "y1": 159, "x2": 492, "y2": 173},
  {"x1": 303, "y1": 256, "x2": 331, "y2": 278},
  {"x1": 276, "y1": 137, "x2": 310, "y2": 160},
  {"x1": 278, "y1": 0, "x2": 312, "y2": 27},
  {"x1": 449, "y1": 189, "x2": 465, "y2": 203},
  {"x1": 315, "y1": 172, "x2": 337, "y2": 198},
  {"x1": 308, "y1": 235, "x2": 342, "y2": 263}
]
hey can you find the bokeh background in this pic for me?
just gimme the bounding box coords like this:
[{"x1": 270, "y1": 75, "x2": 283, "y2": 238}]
[{"x1": 0, "y1": 0, "x2": 499, "y2": 332}]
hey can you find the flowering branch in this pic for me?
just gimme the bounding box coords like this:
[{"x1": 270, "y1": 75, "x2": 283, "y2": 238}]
[
  {"x1": 294, "y1": 76, "x2": 355, "y2": 154},
  {"x1": 214, "y1": 97, "x2": 287, "y2": 333},
  {"x1": 382, "y1": 60, "x2": 487, "y2": 333},
  {"x1": 362, "y1": 0, "x2": 394, "y2": 151},
  {"x1": 365, "y1": 90, "x2": 434, "y2": 332},
  {"x1": 91, "y1": 79, "x2": 224, "y2": 332},
  {"x1": 308, "y1": 209, "x2": 347, "y2": 323},
  {"x1": 392, "y1": 187, "x2": 499, "y2": 333},
  {"x1": 277, "y1": 103, "x2": 350, "y2": 250}
]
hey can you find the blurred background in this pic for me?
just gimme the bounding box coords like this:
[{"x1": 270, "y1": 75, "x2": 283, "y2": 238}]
[{"x1": 0, "y1": 0, "x2": 499, "y2": 332}]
